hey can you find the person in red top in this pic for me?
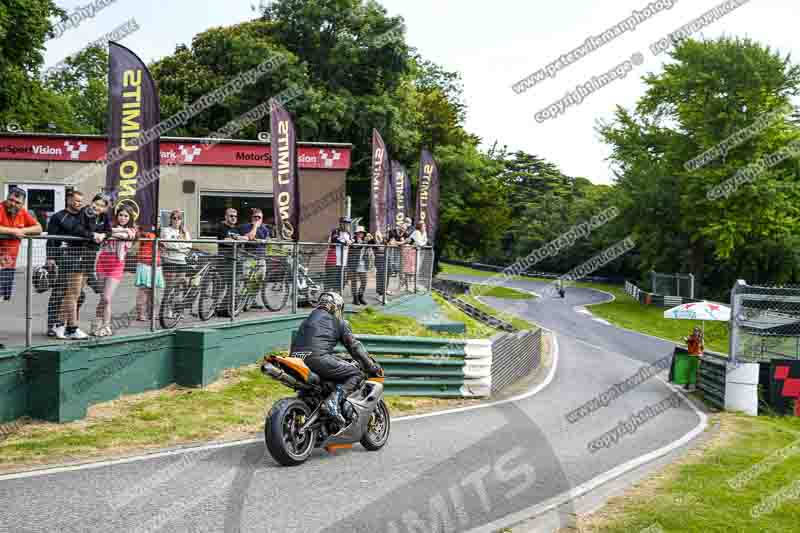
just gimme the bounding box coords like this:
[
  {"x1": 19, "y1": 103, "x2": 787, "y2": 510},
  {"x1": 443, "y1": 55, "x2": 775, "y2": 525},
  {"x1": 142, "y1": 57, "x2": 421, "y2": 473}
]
[
  {"x1": 134, "y1": 224, "x2": 164, "y2": 321},
  {"x1": 0, "y1": 187, "x2": 42, "y2": 300}
]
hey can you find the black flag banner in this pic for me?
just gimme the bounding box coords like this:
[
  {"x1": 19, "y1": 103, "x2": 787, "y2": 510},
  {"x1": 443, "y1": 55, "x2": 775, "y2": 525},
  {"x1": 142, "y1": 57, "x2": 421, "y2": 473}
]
[
  {"x1": 370, "y1": 129, "x2": 390, "y2": 235},
  {"x1": 270, "y1": 98, "x2": 300, "y2": 241},
  {"x1": 416, "y1": 149, "x2": 440, "y2": 244},
  {"x1": 106, "y1": 41, "x2": 160, "y2": 229},
  {"x1": 389, "y1": 161, "x2": 409, "y2": 229}
]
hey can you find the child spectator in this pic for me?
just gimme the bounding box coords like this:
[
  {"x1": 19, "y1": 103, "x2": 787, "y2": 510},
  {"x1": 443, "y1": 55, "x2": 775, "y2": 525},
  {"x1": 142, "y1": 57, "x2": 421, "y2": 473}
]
[
  {"x1": 93, "y1": 207, "x2": 137, "y2": 336},
  {"x1": 134, "y1": 224, "x2": 164, "y2": 321}
]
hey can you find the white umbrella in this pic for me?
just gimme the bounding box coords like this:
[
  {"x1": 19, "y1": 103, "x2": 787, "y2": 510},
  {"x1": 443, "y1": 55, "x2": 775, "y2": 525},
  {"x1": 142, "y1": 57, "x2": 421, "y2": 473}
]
[{"x1": 663, "y1": 301, "x2": 731, "y2": 336}]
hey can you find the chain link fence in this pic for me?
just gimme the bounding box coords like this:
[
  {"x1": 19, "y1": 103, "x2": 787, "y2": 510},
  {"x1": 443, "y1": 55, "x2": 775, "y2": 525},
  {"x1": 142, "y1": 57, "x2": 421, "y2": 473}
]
[
  {"x1": 730, "y1": 280, "x2": 800, "y2": 362},
  {"x1": 651, "y1": 271, "x2": 695, "y2": 299},
  {"x1": 0, "y1": 236, "x2": 433, "y2": 348}
]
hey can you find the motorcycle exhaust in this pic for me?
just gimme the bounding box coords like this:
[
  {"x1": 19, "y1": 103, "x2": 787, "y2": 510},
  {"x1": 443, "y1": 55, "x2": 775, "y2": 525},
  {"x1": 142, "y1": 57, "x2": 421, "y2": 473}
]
[{"x1": 261, "y1": 362, "x2": 306, "y2": 390}]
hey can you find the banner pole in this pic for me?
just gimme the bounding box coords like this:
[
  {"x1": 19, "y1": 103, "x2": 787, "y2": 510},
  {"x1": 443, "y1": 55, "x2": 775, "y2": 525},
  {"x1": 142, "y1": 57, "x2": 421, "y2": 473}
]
[
  {"x1": 150, "y1": 237, "x2": 158, "y2": 332},
  {"x1": 291, "y1": 243, "x2": 299, "y2": 314},
  {"x1": 382, "y1": 244, "x2": 389, "y2": 306}
]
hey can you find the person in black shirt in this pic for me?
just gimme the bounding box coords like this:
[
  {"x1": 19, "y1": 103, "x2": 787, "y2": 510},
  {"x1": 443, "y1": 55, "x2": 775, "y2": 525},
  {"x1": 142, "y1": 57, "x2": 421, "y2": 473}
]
[
  {"x1": 216, "y1": 208, "x2": 243, "y2": 317},
  {"x1": 46, "y1": 190, "x2": 87, "y2": 337},
  {"x1": 58, "y1": 193, "x2": 112, "y2": 340}
]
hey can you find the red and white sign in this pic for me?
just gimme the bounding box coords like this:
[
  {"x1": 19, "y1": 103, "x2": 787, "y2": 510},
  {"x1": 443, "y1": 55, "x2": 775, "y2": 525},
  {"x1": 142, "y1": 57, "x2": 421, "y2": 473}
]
[{"x1": 0, "y1": 135, "x2": 352, "y2": 170}]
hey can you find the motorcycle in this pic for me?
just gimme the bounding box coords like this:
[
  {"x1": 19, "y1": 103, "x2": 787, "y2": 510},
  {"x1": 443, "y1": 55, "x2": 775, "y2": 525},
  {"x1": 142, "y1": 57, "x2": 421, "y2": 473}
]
[{"x1": 260, "y1": 354, "x2": 391, "y2": 466}]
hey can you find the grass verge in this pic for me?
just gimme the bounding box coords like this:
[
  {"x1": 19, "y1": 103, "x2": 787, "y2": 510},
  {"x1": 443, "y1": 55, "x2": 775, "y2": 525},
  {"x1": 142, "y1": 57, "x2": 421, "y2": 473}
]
[
  {"x1": 0, "y1": 302, "x2": 493, "y2": 471},
  {"x1": 556, "y1": 413, "x2": 800, "y2": 532}
]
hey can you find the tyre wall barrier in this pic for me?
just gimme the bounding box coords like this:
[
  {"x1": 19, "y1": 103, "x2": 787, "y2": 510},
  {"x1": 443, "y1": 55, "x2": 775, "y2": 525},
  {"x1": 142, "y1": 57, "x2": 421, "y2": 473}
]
[
  {"x1": 442, "y1": 259, "x2": 625, "y2": 284},
  {"x1": 697, "y1": 352, "x2": 727, "y2": 410}
]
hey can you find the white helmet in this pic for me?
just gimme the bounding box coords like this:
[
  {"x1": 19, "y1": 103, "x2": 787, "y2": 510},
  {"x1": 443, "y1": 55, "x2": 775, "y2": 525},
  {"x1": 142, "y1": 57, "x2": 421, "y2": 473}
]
[{"x1": 317, "y1": 292, "x2": 345, "y2": 319}]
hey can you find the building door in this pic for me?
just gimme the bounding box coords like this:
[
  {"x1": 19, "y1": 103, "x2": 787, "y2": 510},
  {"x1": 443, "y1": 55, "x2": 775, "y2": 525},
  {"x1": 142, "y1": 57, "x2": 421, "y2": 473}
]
[{"x1": 4, "y1": 183, "x2": 65, "y2": 268}]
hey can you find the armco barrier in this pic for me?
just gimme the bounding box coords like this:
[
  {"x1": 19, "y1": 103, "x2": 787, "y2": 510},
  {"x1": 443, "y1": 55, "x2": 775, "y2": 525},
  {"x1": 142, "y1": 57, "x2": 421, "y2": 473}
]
[
  {"x1": 442, "y1": 259, "x2": 625, "y2": 284},
  {"x1": 625, "y1": 280, "x2": 702, "y2": 308},
  {"x1": 329, "y1": 334, "x2": 494, "y2": 398},
  {"x1": 698, "y1": 352, "x2": 727, "y2": 410}
]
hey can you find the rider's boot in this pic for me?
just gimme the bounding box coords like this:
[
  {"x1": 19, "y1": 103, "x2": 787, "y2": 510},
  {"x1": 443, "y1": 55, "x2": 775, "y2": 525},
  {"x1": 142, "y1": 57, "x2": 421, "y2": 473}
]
[{"x1": 320, "y1": 384, "x2": 347, "y2": 427}]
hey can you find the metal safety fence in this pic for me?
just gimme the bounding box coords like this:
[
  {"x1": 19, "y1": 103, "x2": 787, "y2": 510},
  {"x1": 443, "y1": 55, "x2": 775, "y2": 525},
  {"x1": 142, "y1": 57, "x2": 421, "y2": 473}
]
[
  {"x1": 651, "y1": 271, "x2": 695, "y2": 299},
  {"x1": 0, "y1": 236, "x2": 433, "y2": 348},
  {"x1": 729, "y1": 280, "x2": 800, "y2": 363},
  {"x1": 490, "y1": 329, "x2": 542, "y2": 394}
]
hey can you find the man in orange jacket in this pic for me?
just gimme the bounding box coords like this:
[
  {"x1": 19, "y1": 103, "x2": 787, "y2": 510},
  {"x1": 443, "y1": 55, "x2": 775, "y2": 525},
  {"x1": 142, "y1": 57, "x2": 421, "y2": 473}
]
[{"x1": 684, "y1": 326, "x2": 704, "y2": 391}]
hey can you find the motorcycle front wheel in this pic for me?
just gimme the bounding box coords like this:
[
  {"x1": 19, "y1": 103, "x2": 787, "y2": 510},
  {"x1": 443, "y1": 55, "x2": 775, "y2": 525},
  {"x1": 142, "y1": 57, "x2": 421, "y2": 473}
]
[
  {"x1": 360, "y1": 399, "x2": 390, "y2": 451},
  {"x1": 265, "y1": 398, "x2": 317, "y2": 466}
]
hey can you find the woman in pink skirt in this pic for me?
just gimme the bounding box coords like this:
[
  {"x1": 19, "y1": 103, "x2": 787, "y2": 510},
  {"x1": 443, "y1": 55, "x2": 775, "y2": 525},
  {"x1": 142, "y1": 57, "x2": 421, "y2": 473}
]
[{"x1": 92, "y1": 207, "x2": 137, "y2": 336}]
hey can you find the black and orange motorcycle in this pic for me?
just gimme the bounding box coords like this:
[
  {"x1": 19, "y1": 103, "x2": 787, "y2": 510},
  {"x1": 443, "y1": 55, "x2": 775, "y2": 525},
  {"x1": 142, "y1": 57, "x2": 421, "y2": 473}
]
[{"x1": 260, "y1": 354, "x2": 390, "y2": 466}]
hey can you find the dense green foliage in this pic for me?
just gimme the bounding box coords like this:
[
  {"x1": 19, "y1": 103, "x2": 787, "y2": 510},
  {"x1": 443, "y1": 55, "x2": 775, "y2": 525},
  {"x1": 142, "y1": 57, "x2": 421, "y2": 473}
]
[{"x1": 4, "y1": 2, "x2": 800, "y2": 299}]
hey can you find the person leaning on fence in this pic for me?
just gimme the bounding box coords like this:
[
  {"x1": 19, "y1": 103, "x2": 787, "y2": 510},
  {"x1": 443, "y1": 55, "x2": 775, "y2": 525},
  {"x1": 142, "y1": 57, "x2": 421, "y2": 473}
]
[
  {"x1": 58, "y1": 193, "x2": 111, "y2": 340},
  {"x1": 215, "y1": 208, "x2": 242, "y2": 318},
  {"x1": 368, "y1": 230, "x2": 386, "y2": 297},
  {"x1": 134, "y1": 224, "x2": 164, "y2": 322},
  {"x1": 386, "y1": 222, "x2": 405, "y2": 292},
  {"x1": 324, "y1": 217, "x2": 351, "y2": 292},
  {"x1": 46, "y1": 190, "x2": 87, "y2": 336},
  {"x1": 0, "y1": 187, "x2": 42, "y2": 301},
  {"x1": 92, "y1": 206, "x2": 137, "y2": 337},
  {"x1": 238, "y1": 208, "x2": 271, "y2": 308},
  {"x1": 684, "y1": 326, "x2": 704, "y2": 392},
  {"x1": 160, "y1": 209, "x2": 192, "y2": 305},
  {"x1": 347, "y1": 226, "x2": 374, "y2": 306}
]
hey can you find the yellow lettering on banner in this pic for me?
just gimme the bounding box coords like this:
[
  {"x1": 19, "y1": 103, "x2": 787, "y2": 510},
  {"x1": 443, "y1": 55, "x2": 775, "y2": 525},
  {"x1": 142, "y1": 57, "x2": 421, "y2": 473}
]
[
  {"x1": 120, "y1": 160, "x2": 138, "y2": 179},
  {"x1": 122, "y1": 108, "x2": 141, "y2": 132},
  {"x1": 122, "y1": 70, "x2": 142, "y2": 87}
]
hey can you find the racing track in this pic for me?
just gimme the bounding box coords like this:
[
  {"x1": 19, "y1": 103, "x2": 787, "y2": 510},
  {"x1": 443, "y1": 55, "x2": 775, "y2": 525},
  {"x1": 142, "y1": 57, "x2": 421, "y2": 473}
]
[{"x1": 0, "y1": 275, "x2": 706, "y2": 533}]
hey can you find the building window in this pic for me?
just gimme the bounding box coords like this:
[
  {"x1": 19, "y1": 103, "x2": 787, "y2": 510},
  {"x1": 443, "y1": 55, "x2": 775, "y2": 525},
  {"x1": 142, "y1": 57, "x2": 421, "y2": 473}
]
[{"x1": 199, "y1": 192, "x2": 274, "y2": 238}]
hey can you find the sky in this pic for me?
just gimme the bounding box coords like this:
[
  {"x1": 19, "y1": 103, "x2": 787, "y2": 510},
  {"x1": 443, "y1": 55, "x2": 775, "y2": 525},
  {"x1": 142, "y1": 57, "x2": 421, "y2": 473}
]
[{"x1": 42, "y1": 0, "x2": 799, "y2": 184}]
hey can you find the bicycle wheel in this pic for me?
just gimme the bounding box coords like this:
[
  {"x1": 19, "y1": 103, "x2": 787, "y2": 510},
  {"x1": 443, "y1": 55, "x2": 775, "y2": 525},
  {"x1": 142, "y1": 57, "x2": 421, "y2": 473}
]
[
  {"x1": 261, "y1": 265, "x2": 289, "y2": 311},
  {"x1": 233, "y1": 276, "x2": 252, "y2": 316},
  {"x1": 198, "y1": 273, "x2": 220, "y2": 321},
  {"x1": 160, "y1": 286, "x2": 185, "y2": 329}
]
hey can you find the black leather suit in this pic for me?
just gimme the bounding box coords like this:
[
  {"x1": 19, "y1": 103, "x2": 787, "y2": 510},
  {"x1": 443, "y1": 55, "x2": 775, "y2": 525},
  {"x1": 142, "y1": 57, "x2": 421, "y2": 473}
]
[{"x1": 290, "y1": 308, "x2": 374, "y2": 396}]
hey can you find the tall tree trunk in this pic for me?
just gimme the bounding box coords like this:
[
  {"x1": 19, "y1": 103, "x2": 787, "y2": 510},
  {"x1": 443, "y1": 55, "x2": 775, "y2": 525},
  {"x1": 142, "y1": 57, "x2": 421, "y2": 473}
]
[{"x1": 689, "y1": 236, "x2": 705, "y2": 298}]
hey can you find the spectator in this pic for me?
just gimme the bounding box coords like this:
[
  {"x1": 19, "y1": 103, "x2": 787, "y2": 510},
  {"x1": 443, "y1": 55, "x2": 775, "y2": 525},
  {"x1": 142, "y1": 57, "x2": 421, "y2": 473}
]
[
  {"x1": 409, "y1": 221, "x2": 428, "y2": 288},
  {"x1": 369, "y1": 230, "x2": 386, "y2": 297},
  {"x1": 399, "y1": 223, "x2": 418, "y2": 291},
  {"x1": 58, "y1": 193, "x2": 111, "y2": 340},
  {"x1": 238, "y1": 208, "x2": 271, "y2": 309},
  {"x1": 160, "y1": 209, "x2": 192, "y2": 302},
  {"x1": 46, "y1": 190, "x2": 87, "y2": 337},
  {"x1": 0, "y1": 187, "x2": 42, "y2": 301},
  {"x1": 347, "y1": 226, "x2": 373, "y2": 306},
  {"x1": 216, "y1": 208, "x2": 243, "y2": 317},
  {"x1": 134, "y1": 224, "x2": 164, "y2": 322},
  {"x1": 93, "y1": 207, "x2": 137, "y2": 336},
  {"x1": 684, "y1": 326, "x2": 704, "y2": 391},
  {"x1": 386, "y1": 222, "x2": 406, "y2": 293},
  {"x1": 324, "y1": 217, "x2": 351, "y2": 291}
]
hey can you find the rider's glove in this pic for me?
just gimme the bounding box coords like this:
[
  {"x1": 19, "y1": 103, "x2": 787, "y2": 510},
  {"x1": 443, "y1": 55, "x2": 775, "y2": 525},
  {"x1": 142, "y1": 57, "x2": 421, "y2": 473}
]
[{"x1": 368, "y1": 362, "x2": 383, "y2": 376}]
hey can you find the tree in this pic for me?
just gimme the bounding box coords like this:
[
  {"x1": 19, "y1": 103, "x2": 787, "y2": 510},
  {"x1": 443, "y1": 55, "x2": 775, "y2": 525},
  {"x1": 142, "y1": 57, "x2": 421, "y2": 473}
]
[
  {"x1": 42, "y1": 46, "x2": 108, "y2": 133},
  {"x1": 0, "y1": 0, "x2": 68, "y2": 129},
  {"x1": 599, "y1": 37, "x2": 800, "y2": 296}
]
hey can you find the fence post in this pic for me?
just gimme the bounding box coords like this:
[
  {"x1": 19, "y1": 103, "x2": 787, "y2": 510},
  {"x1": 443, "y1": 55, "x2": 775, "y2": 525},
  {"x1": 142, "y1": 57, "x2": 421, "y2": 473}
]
[
  {"x1": 231, "y1": 242, "x2": 238, "y2": 322},
  {"x1": 291, "y1": 243, "x2": 299, "y2": 314},
  {"x1": 651, "y1": 270, "x2": 656, "y2": 294},
  {"x1": 339, "y1": 244, "x2": 345, "y2": 297},
  {"x1": 382, "y1": 244, "x2": 389, "y2": 306},
  {"x1": 729, "y1": 280, "x2": 744, "y2": 364},
  {"x1": 689, "y1": 274, "x2": 695, "y2": 299},
  {"x1": 414, "y1": 248, "x2": 419, "y2": 294},
  {"x1": 150, "y1": 237, "x2": 158, "y2": 332},
  {"x1": 25, "y1": 238, "x2": 33, "y2": 347}
]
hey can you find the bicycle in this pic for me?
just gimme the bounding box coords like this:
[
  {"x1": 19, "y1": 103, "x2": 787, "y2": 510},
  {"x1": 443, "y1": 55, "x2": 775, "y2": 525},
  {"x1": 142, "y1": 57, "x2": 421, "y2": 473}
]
[
  {"x1": 160, "y1": 250, "x2": 222, "y2": 329},
  {"x1": 258, "y1": 250, "x2": 324, "y2": 311}
]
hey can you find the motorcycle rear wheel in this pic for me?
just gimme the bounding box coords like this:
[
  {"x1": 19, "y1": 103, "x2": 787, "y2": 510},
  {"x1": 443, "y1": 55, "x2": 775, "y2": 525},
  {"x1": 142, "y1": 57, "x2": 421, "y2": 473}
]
[
  {"x1": 265, "y1": 398, "x2": 317, "y2": 466},
  {"x1": 360, "y1": 399, "x2": 390, "y2": 451}
]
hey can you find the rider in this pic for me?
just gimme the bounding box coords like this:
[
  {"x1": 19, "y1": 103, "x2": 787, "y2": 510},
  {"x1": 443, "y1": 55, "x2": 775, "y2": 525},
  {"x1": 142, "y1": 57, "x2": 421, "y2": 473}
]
[{"x1": 290, "y1": 292, "x2": 382, "y2": 426}]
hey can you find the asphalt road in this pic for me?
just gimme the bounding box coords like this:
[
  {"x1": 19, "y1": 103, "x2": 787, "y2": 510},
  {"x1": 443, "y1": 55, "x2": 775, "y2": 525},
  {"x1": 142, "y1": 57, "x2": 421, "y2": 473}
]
[{"x1": 0, "y1": 275, "x2": 704, "y2": 533}]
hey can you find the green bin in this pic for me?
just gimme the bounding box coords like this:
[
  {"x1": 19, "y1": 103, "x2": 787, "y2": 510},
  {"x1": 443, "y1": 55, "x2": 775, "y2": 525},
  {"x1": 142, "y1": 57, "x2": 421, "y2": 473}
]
[{"x1": 670, "y1": 348, "x2": 700, "y2": 385}]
